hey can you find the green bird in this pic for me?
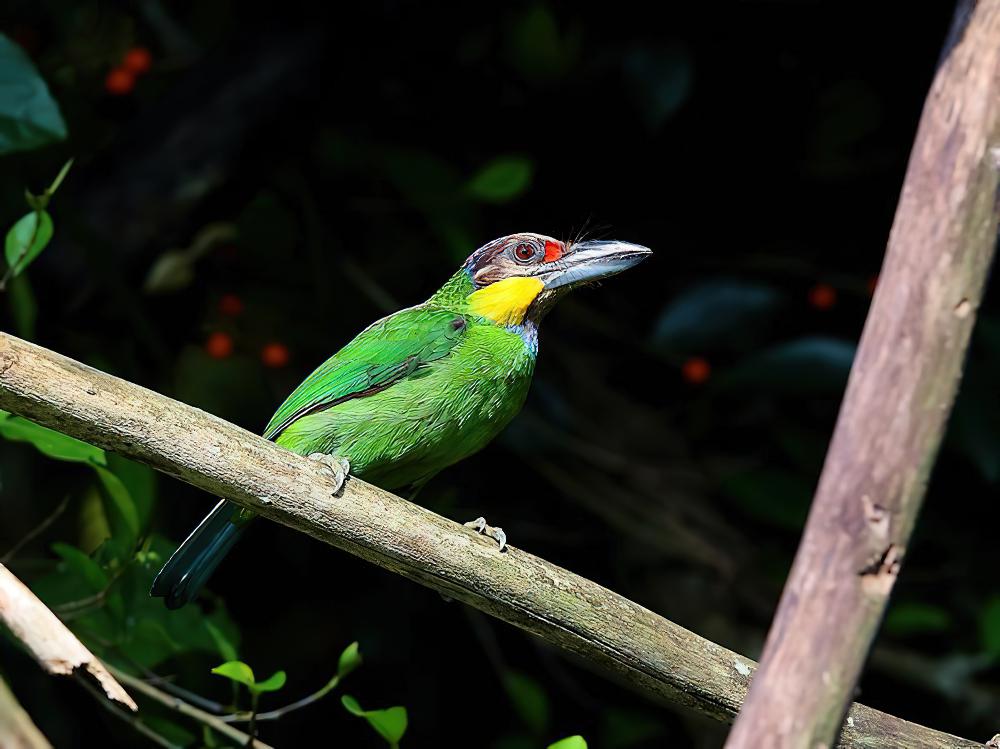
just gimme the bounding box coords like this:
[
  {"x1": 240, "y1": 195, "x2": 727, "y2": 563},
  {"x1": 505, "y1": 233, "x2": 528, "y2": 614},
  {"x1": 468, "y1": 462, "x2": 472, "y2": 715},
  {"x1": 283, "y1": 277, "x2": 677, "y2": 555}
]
[{"x1": 151, "y1": 233, "x2": 651, "y2": 608}]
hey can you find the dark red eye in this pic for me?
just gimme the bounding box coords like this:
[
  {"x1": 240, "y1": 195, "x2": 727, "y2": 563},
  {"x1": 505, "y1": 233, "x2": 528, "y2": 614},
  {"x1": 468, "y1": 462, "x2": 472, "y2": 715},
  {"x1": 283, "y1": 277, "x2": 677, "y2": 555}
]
[{"x1": 513, "y1": 243, "x2": 536, "y2": 262}]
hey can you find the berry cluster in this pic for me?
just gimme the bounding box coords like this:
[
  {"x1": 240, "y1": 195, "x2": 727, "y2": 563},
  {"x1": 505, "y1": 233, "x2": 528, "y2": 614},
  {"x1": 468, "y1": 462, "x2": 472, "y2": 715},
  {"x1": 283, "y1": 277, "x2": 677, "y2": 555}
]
[{"x1": 105, "y1": 47, "x2": 153, "y2": 96}]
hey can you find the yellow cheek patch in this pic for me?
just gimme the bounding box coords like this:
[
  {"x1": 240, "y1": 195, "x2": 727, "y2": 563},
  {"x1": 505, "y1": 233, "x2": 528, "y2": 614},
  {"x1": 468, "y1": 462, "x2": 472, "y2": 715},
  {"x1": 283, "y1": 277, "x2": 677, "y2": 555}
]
[{"x1": 467, "y1": 276, "x2": 544, "y2": 326}]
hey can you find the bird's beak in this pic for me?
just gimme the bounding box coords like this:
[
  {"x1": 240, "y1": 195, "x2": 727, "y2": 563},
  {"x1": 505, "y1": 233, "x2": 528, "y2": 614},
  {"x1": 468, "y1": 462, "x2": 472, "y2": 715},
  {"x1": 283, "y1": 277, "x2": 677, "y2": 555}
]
[{"x1": 540, "y1": 240, "x2": 653, "y2": 290}]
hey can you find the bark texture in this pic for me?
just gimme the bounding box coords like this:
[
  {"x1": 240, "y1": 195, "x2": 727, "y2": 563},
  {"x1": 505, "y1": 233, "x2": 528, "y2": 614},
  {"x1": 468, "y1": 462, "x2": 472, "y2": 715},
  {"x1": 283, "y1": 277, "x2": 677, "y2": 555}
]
[
  {"x1": 725, "y1": 2, "x2": 1000, "y2": 747},
  {"x1": 0, "y1": 332, "x2": 985, "y2": 749},
  {"x1": 0, "y1": 563, "x2": 137, "y2": 711},
  {"x1": 0, "y1": 676, "x2": 51, "y2": 749}
]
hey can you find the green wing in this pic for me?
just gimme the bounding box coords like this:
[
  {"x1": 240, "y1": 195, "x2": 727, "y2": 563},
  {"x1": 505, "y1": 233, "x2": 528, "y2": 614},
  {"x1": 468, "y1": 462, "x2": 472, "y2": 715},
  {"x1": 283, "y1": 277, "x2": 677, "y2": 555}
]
[{"x1": 263, "y1": 306, "x2": 467, "y2": 440}]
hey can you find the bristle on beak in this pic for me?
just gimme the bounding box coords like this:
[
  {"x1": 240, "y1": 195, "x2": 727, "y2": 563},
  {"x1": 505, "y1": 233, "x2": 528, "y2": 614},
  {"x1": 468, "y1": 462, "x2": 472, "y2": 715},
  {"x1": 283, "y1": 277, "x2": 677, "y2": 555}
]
[{"x1": 540, "y1": 240, "x2": 652, "y2": 290}]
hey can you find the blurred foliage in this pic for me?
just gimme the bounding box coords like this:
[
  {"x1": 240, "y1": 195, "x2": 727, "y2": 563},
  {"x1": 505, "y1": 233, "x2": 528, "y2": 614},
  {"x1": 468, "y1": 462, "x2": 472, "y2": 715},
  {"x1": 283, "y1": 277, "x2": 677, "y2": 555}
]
[
  {"x1": 342, "y1": 694, "x2": 409, "y2": 748},
  {"x1": 0, "y1": 2, "x2": 997, "y2": 748},
  {"x1": 0, "y1": 33, "x2": 66, "y2": 153},
  {"x1": 547, "y1": 738, "x2": 587, "y2": 749}
]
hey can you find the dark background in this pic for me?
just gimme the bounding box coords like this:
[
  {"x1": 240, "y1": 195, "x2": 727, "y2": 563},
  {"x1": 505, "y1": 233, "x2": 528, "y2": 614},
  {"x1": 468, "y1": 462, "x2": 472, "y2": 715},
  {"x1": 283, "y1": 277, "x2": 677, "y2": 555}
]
[{"x1": 3, "y1": 2, "x2": 999, "y2": 747}]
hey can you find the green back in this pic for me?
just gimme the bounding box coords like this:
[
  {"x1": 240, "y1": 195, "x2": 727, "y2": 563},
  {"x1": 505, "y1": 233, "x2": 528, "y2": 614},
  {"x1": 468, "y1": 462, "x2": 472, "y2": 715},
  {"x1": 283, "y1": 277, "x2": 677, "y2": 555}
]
[{"x1": 263, "y1": 305, "x2": 467, "y2": 441}]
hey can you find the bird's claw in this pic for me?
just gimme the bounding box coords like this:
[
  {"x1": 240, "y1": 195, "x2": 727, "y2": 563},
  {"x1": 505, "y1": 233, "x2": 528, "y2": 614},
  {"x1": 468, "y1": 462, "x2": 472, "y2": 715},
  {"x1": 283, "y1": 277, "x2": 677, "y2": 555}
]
[
  {"x1": 308, "y1": 453, "x2": 350, "y2": 494},
  {"x1": 463, "y1": 516, "x2": 507, "y2": 552}
]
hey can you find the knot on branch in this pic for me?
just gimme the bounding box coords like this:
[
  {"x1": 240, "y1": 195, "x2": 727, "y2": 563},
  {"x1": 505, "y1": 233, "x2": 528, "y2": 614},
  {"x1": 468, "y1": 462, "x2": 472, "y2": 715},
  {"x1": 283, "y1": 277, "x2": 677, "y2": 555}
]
[
  {"x1": 859, "y1": 544, "x2": 903, "y2": 597},
  {"x1": 0, "y1": 348, "x2": 16, "y2": 376}
]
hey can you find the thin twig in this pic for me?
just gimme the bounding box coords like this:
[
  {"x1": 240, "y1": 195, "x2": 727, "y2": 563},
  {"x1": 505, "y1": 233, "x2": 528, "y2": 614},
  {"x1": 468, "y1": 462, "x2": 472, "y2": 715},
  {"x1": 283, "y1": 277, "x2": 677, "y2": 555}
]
[
  {"x1": 140, "y1": 671, "x2": 230, "y2": 715},
  {"x1": 55, "y1": 562, "x2": 132, "y2": 619},
  {"x1": 222, "y1": 673, "x2": 342, "y2": 723},
  {"x1": 1, "y1": 496, "x2": 71, "y2": 564},
  {"x1": 77, "y1": 677, "x2": 180, "y2": 749},
  {"x1": 106, "y1": 665, "x2": 275, "y2": 749}
]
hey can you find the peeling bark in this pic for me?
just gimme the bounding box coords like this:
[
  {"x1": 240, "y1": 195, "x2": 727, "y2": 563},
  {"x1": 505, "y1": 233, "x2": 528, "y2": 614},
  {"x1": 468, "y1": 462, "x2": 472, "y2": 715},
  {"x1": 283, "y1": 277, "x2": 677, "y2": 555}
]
[{"x1": 0, "y1": 564, "x2": 137, "y2": 712}]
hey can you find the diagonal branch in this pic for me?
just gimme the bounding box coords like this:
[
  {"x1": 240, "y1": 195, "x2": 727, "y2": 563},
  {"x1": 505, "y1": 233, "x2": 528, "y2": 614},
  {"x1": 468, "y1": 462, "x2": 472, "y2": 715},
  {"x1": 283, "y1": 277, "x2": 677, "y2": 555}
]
[
  {"x1": 105, "y1": 666, "x2": 274, "y2": 749},
  {"x1": 0, "y1": 562, "x2": 137, "y2": 711},
  {"x1": 0, "y1": 331, "x2": 985, "y2": 748},
  {"x1": 0, "y1": 675, "x2": 51, "y2": 749},
  {"x1": 725, "y1": 2, "x2": 1000, "y2": 746}
]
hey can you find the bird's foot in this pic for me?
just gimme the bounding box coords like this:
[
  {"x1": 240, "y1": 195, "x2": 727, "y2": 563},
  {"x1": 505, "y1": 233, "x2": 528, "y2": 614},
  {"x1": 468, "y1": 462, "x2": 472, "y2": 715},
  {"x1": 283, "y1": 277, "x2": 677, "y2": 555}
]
[
  {"x1": 463, "y1": 516, "x2": 507, "y2": 552},
  {"x1": 308, "y1": 453, "x2": 350, "y2": 494}
]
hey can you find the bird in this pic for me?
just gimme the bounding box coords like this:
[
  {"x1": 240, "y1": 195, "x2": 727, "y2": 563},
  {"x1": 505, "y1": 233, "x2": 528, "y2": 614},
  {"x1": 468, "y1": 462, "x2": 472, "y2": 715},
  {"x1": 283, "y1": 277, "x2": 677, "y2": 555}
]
[{"x1": 151, "y1": 233, "x2": 651, "y2": 608}]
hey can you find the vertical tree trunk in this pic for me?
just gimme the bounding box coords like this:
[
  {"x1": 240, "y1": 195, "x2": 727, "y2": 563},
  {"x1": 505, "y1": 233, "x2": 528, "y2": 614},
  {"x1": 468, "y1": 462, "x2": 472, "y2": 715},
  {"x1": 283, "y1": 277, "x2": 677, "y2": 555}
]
[{"x1": 725, "y1": 1, "x2": 1000, "y2": 747}]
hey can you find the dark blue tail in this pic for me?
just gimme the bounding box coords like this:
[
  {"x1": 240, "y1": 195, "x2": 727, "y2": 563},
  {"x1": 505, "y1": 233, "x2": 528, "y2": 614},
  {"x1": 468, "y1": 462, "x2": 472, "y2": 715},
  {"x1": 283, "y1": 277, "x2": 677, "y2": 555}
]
[{"x1": 151, "y1": 500, "x2": 250, "y2": 609}]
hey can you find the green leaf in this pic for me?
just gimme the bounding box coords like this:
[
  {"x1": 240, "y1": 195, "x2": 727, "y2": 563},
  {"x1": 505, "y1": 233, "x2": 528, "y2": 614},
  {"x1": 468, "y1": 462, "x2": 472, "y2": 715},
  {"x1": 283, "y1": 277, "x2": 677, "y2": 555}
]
[
  {"x1": 506, "y1": 6, "x2": 580, "y2": 81},
  {"x1": 205, "y1": 619, "x2": 240, "y2": 662},
  {"x1": 116, "y1": 617, "x2": 178, "y2": 668},
  {"x1": 623, "y1": 43, "x2": 693, "y2": 129},
  {"x1": 980, "y1": 597, "x2": 1000, "y2": 656},
  {"x1": 0, "y1": 33, "x2": 67, "y2": 154},
  {"x1": 93, "y1": 465, "x2": 140, "y2": 544},
  {"x1": 6, "y1": 273, "x2": 36, "y2": 338},
  {"x1": 337, "y1": 641, "x2": 363, "y2": 679},
  {"x1": 652, "y1": 280, "x2": 781, "y2": 353},
  {"x1": 719, "y1": 337, "x2": 856, "y2": 395},
  {"x1": 466, "y1": 156, "x2": 534, "y2": 203},
  {"x1": 884, "y1": 602, "x2": 951, "y2": 637},
  {"x1": 143, "y1": 250, "x2": 196, "y2": 294},
  {"x1": 341, "y1": 695, "x2": 408, "y2": 745},
  {"x1": 548, "y1": 737, "x2": 587, "y2": 749},
  {"x1": 211, "y1": 661, "x2": 256, "y2": 689},
  {"x1": 51, "y1": 542, "x2": 109, "y2": 592},
  {"x1": 211, "y1": 661, "x2": 284, "y2": 694},
  {"x1": 106, "y1": 454, "x2": 157, "y2": 529},
  {"x1": 340, "y1": 694, "x2": 365, "y2": 716},
  {"x1": 253, "y1": 670, "x2": 287, "y2": 693},
  {"x1": 5, "y1": 210, "x2": 54, "y2": 278},
  {"x1": 202, "y1": 725, "x2": 219, "y2": 747},
  {"x1": 0, "y1": 414, "x2": 106, "y2": 464},
  {"x1": 503, "y1": 671, "x2": 550, "y2": 734}
]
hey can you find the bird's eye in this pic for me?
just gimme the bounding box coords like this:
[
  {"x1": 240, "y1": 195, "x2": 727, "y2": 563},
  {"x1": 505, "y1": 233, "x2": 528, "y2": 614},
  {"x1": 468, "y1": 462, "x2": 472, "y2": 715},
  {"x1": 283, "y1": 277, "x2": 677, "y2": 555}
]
[{"x1": 511, "y1": 242, "x2": 537, "y2": 263}]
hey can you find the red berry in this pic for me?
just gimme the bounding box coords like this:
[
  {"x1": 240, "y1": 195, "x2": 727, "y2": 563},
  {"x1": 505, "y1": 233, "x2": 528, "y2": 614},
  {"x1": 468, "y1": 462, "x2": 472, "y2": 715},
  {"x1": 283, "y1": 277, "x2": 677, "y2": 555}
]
[
  {"x1": 808, "y1": 283, "x2": 837, "y2": 310},
  {"x1": 218, "y1": 294, "x2": 244, "y2": 316},
  {"x1": 261, "y1": 342, "x2": 290, "y2": 368},
  {"x1": 105, "y1": 66, "x2": 135, "y2": 96},
  {"x1": 205, "y1": 332, "x2": 233, "y2": 359},
  {"x1": 682, "y1": 357, "x2": 711, "y2": 385},
  {"x1": 122, "y1": 47, "x2": 153, "y2": 74}
]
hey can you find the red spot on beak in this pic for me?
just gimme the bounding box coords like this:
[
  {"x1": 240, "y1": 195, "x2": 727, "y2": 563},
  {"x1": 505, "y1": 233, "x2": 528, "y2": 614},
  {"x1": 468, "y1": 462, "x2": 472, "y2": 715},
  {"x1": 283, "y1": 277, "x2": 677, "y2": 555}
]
[{"x1": 543, "y1": 240, "x2": 564, "y2": 263}]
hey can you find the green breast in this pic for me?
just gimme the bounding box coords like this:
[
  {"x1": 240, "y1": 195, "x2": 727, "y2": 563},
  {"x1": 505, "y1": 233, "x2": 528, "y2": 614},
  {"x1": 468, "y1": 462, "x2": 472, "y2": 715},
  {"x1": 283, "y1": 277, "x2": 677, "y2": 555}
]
[{"x1": 275, "y1": 322, "x2": 535, "y2": 490}]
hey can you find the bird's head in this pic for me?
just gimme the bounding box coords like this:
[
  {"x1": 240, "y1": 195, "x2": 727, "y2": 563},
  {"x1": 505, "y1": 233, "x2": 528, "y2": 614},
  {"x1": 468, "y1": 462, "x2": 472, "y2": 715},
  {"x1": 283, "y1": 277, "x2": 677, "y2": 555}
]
[{"x1": 450, "y1": 232, "x2": 652, "y2": 327}]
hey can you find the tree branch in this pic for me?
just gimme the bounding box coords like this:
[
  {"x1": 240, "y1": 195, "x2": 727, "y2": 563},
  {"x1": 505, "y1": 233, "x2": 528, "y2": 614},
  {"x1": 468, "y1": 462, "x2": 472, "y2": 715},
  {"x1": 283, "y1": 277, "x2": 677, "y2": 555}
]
[
  {"x1": 0, "y1": 562, "x2": 137, "y2": 712},
  {"x1": 725, "y1": 1, "x2": 1000, "y2": 746},
  {"x1": 0, "y1": 332, "x2": 984, "y2": 748},
  {"x1": 105, "y1": 666, "x2": 274, "y2": 749},
  {"x1": 0, "y1": 675, "x2": 51, "y2": 749}
]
